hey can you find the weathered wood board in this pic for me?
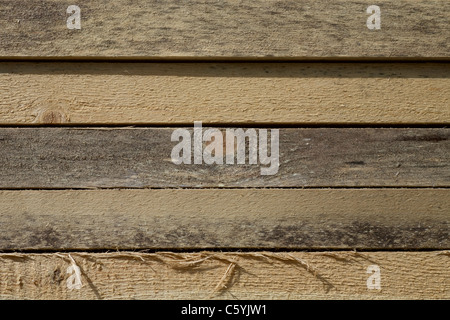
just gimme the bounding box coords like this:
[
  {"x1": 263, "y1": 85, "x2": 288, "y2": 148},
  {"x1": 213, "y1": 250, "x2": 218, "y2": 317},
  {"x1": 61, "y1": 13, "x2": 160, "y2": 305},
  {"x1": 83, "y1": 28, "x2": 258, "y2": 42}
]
[
  {"x1": 1, "y1": 0, "x2": 448, "y2": 302},
  {"x1": 0, "y1": 189, "x2": 448, "y2": 250},
  {"x1": 1, "y1": 1, "x2": 449, "y2": 58},
  {"x1": 0, "y1": 128, "x2": 448, "y2": 188},
  {"x1": 1, "y1": 62, "x2": 449, "y2": 125},
  {"x1": 0, "y1": 251, "x2": 448, "y2": 300}
]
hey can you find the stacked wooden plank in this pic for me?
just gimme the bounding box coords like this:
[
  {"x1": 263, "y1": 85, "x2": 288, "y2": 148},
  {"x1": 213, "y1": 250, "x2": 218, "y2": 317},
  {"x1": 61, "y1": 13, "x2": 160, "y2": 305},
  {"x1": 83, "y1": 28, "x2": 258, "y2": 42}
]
[{"x1": 0, "y1": 0, "x2": 448, "y2": 300}]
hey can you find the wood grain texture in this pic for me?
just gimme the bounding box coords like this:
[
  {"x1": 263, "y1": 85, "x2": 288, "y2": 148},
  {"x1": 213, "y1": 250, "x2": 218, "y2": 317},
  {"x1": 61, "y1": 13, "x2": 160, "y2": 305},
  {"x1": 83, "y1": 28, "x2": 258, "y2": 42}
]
[
  {"x1": 0, "y1": 251, "x2": 448, "y2": 299},
  {"x1": 1, "y1": 62, "x2": 449, "y2": 125},
  {"x1": 1, "y1": 1, "x2": 449, "y2": 58},
  {"x1": 0, "y1": 189, "x2": 448, "y2": 250},
  {"x1": 0, "y1": 128, "x2": 448, "y2": 188}
]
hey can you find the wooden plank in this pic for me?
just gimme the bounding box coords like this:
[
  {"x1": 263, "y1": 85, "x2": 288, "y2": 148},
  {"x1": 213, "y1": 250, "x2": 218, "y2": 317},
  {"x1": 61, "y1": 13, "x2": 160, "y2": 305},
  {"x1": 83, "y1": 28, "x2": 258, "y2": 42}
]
[
  {"x1": 1, "y1": 62, "x2": 449, "y2": 125},
  {"x1": 0, "y1": 251, "x2": 448, "y2": 299},
  {"x1": 0, "y1": 189, "x2": 448, "y2": 250},
  {"x1": 1, "y1": 1, "x2": 449, "y2": 58},
  {"x1": 0, "y1": 128, "x2": 448, "y2": 188}
]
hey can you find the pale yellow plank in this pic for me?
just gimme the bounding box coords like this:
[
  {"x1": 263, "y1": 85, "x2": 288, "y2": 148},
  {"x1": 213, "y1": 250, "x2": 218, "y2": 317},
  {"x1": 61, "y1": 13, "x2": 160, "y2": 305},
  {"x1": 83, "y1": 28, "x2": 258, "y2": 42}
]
[
  {"x1": 0, "y1": 251, "x2": 448, "y2": 300},
  {"x1": 1, "y1": 62, "x2": 449, "y2": 124}
]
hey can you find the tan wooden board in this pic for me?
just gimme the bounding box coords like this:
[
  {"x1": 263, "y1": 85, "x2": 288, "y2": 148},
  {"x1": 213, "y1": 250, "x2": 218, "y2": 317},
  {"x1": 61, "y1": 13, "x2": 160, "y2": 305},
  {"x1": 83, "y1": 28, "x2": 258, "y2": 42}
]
[
  {"x1": 0, "y1": 127, "x2": 448, "y2": 188},
  {"x1": 1, "y1": 62, "x2": 449, "y2": 125},
  {"x1": 0, "y1": 189, "x2": 448, "y2": 250},
  {"x1": 1, "y1": 1, "x2": 449, "y2": 58},
  {"x1": 0, "y1": 251, "x2": 448, "y2": 299}
]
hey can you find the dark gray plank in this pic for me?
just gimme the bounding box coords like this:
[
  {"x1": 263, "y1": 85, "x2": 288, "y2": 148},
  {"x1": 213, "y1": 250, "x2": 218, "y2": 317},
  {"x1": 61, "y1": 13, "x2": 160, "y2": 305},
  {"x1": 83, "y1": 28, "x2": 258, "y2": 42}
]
[{"x1": 0, "y1": 127, "x2": 448, "y2": 188}]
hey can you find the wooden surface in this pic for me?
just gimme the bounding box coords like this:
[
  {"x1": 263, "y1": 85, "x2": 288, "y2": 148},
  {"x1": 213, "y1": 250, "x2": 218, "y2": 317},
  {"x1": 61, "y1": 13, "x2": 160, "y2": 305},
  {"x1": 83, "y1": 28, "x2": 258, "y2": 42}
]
[
  {"x1": 1, "y1": 0, "x2": 448, "y2": 301},
  {"x1": 1, "y1": 1, "x2": 449, "y2": 58},
  {"x1": 0, "y1": 127, "x2": 448, "y2": 188},
  {"x1": 0, "y1": 189, "x2": 448, "y2": 250},
  {"x1": 0, "y1": 251, "x2": 448, "y2": 299},
  {"x1": 1, "y1": 62, "x2": 449, "y2": 125}
]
